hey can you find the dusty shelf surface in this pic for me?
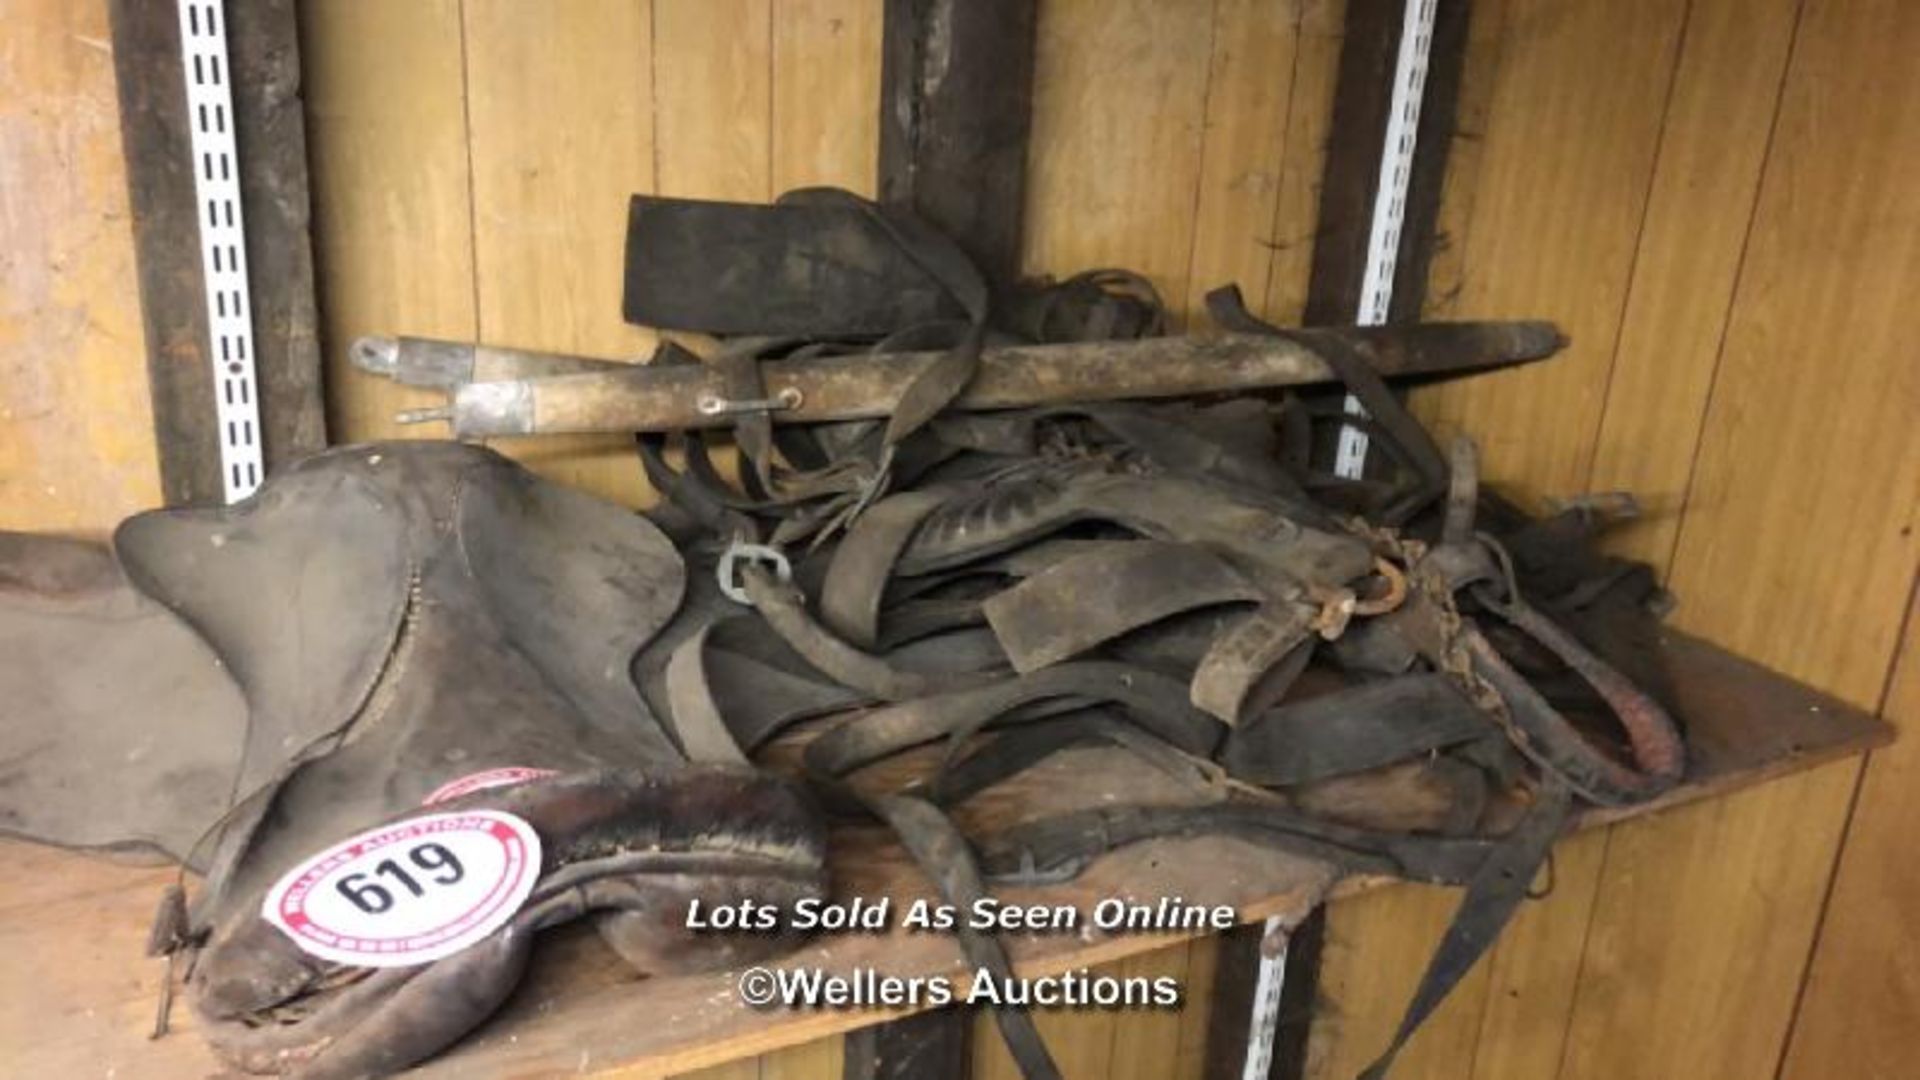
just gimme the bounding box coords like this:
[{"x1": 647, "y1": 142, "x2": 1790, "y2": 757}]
[{"x1": 0, "y1": 631, "x2": 1889, "y2": 1078}]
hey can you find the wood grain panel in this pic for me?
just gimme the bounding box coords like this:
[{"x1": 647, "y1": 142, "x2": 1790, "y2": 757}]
[
  {"x1": 1562, "y1": 0, "x2": 1920, "y2": 1075},
  {"x1": 970, "y1": 991, "x2": 1115, "y2": 1080},
  {"x1": 1310, "y1": 3, "x2": 1688, "y2": 1075},
  {"x1": 659, "y1": 989, "x2": 845, "y2": 1079},
  {"x1": 0, "y1": 0, "x2": 161, "y2": 533},
  {"x1": 1451, "y1": 5, "x2": 1804, "y2": 1077},
  {"x1": 1306, "y1": 880, "x2": 1493, "y2": 1080},
  {"x1": 1407, "y1": 0, "x2": 1686, "y2": 504},
  {"x1": 655, "y1": 0, "x2": 774, "y2": 202},
  {"x1": 463, "y1": 0, "x2": 658, "y2": 506},
  {"x1": 772, "y1": 0, "x2": 882, "y2": 197},
  {"x1": 1021, "y1": 0, "x2": 1214, "y2": 323},
  {"x1": 302, "y1": 0, "x2": 475, "y2": 444},
  {"x1": 1586, "y1": 0, "x2": 1803, "y2": 565},
  {"x1": 1557, "y1": 765, "x2": 1858, "y2": 1080},
  {"x1": 1107, "y1": 941, "x2": 1193, "y2": 1080},
  {"x1": 1173, "y1": 935, "x2": 1220, "y2": 1079},
  {"x1": 758, "y1": 1034, "x2": 846, "y2": 1080},
  {"x1": 1260, "y1": 0, "x2": 1346, "y2": 325},
  {"x1": 1459, "y1": 830, "x2": 1607, "y2": 1080},
  {"x1": 671, "y1": 1058, "x2": 761, "y2": 1080},
  {"x1": 1781, "y1": 583, "x2": 1920, "y2": 1079},
  {"x1": 969, "y1": 937, "x2": 1209, "y2": 1080},
  {"x1": 1182, "y1": 0, "x2": 1304, "y2": 322}
]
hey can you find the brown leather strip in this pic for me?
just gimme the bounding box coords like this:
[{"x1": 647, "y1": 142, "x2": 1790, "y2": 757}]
[
  {"x1": 1462, "y1": 602, "x2": 1684, "y2": 805},
  {"x1": 819, "y1": 490, "x2": 950, "y2": 648},
  {"x1": 982, "y1": 541, "x2": 1264, "y2": 673},
  {"x1": 741, "y1": 564, "x2": 953, "y2": 701},
  {"x1": 1189, "y1": 601, "x2": 1317, "y2": 724},
  {"x1": 805, "y1": 661, "x2": 1222, "y2": 779},
  {"x1": 864, "y1": 794, "x2": 1061, "y2": 1080},
  {"x1": 662, "y1": 623, "x2": 751, "y2": 763}
]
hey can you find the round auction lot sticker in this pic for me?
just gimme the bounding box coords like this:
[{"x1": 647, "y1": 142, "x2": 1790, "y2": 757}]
[{"x1": 262, "y1": 811, "x2": 543, "y2": 968}]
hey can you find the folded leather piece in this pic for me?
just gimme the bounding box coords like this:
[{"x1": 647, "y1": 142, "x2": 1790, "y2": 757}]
[
  {"x1": 0, "y1": 533, "x2": 243, "y2": 864},
  {"x1": 623, "y1": 193, "x2": 963, "y2": 335},
  {"x1": 982, "y1": 540, "x2": 1267, "y2": 674},
  {"x1": 1220, "y1": 674, "x2": 1492, "y2": 786}
]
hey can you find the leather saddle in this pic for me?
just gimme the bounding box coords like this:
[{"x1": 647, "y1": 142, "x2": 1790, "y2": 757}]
[{"x1": 0, "y1": 442, "x2": 828, "y2": 1078}]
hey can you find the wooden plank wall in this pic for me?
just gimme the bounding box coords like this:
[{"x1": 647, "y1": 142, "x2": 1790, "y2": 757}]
[
  {"x1": 1307, "y1": 2, "x2": 1920, "y2": 1079},
  {"x1": 0, "y1": 0, "x2": 161, "y2": 534},
  {"x1": 3, "y1": 0, "x2": 1910, "y2": 1077},
  {"x1": 290, "y1": 2, "x2": 1920, "y2": 1079}
]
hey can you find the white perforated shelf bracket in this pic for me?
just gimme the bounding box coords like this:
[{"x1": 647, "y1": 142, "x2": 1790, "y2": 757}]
[
  {"x1": 1333, "y1": 0, "x2": 1438, "y2": 481},
  {"x1": 177, "y1": 0, "x2": 264, "y2": 503},
  {"x1": 1245, "y1": 2, "x2": 1441, "y2": 1076}
]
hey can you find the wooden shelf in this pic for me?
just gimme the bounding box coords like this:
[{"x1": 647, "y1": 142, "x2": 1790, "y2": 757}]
[{"x1": 0, "y1": 631, "x2": 1889, "y2": 1078}]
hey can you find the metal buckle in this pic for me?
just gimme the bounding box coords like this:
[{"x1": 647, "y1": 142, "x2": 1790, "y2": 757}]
[{"x1": 717, "y1": 541, "x2": 792, "y2": 604}]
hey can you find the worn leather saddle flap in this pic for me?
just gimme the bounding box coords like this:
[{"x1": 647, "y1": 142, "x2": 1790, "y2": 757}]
[{"x1": 0, "y1": 533, "x2": 245, "y2": 863}]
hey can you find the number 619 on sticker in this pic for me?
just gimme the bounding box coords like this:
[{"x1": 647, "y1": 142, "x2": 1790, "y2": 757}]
[
  {"x1": 263, "y1": 811, "x2": 543, "y2": 968},
  {"x1": 334, "y1": 842, "x2": 467, "y2": 914}
]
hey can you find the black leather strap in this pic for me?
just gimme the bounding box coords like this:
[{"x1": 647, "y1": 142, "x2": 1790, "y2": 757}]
[{"x1": 1357, "y1": 781, "x2": 1574, "y2": 1080}]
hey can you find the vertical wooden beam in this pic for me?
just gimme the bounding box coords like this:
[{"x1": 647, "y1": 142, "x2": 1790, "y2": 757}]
[
  {"x1": 1271, "y1": 910, "x2": 1328, "y2": 1080},
  {"x1": 843, "y1": 1006, "x2": 970, "y2": 1080},
  {"x1": 108, "y1": 0, "x2": 325, "y2": 506},
  {"x1": 1301, "y1": 0, "x2": 1468, "y2": 326},
  {"x1": 1198, "y1": 5, "x2": 1472, "y2": 1075},
  {"x1": 224, "y1": 0, "x2": 327, "y2": 467},
  {"x1": 1388, "y1": 0, "x2": 1470, "y2": 323},
  {"x1": 108, "y1": 0, "x2": 218, "y2": 504},
  {"x1": 878, "y1": 0, "x2": 1038, "y2": 293},
  {"x1": 1262, "y1": 0, "x2": 1352, "y2": 328},
  {"x1": 1301, "y1": 0, "x2": 1402, "y2": 326},
  {"x1": 1202, "y1": 921, "x2": 1269, "y2": 1079},
  {"x1": 871, "y1": 9, "x2": 1035, "y2": 1067}
]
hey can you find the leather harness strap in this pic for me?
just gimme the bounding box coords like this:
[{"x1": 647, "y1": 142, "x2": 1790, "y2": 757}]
[
  {"x1": 1220, "y1": 674, "x2": 1491, "y2": 785},
  {"x1": 982, "y1": 540, "x2": 1269, "y2": 674},
  {"x1": 652, "y1": 427, "x2": 1685, "y2": 1080},
  {"x1": 865, "y1": 793, "x2": 1064, "y2": 1080},
  {"x1": 621, "y1": 200, "x2": 1685, "y2": 1079},
  {"x1": 662, "y1": 623, "x2": 751, "y2": 764},
  {"x1": 819, "y1": 490, "x2": 950, "y2": 649},
  {"x1": 803, "y1": 661, "x2": 1223, "y2": 779},
  {"x1": 1357, "y1": 781, "x2": 1574, "y2": 1080}
]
